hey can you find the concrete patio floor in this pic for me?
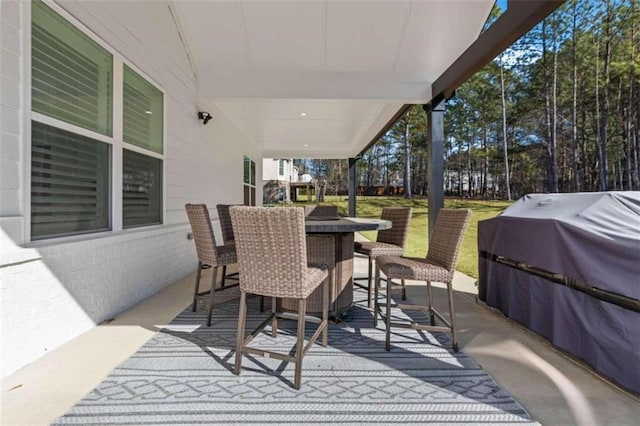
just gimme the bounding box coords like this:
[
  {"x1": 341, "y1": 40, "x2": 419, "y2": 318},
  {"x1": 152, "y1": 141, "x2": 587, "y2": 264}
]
[{"x1": 2, "y1": 246, "x2": 639, "y2": 425}]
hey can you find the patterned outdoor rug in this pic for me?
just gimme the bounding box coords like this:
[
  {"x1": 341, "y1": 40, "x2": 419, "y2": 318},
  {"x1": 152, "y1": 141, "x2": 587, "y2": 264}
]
[{"x1": 53, "y1": 288, "x2": 538, "y2": 425}]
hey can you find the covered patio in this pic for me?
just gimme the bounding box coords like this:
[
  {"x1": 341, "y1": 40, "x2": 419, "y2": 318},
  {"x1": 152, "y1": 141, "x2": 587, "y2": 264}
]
[
  {"x1": 3, "y1": 253, "x2": 639, "y2": 424},
  {"x1": 2, "y1": 0, "x2": 639, "y2": 423}
]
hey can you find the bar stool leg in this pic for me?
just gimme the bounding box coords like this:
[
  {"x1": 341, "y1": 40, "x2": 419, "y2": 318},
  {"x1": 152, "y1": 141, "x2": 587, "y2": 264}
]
[
  {"x1": 221, "y1": 265, "x2": 227, "y2": 288},
  {"x1": 385, "y1": 277, "x2": 392, "y2": 351},
  {"x1": 367, "y1": 256, "x2": 373, "y2": 307},
  {"x1": 373, "y1": 265, "x2": 381, "y2": 327},
  {"x1": 271, "y1": 297, "x2": 278, "y2": 338},
  {"x1": 294, "y1": 299, "x2": 307, "y2": 390},
  {"x1": 234, "y1": 291, "x2": 247, "y2": 375},
  {"x1": 192, "y1": 261, "x2": 203, "y2": 312},
  {"x1": 401, "y1": 279, "x2": 407, "y2": 300},
  {"x1": 447, "y1": 281, "x2": 459, "y2": 352},
  {"x1": 322, "y1": 277, "x2": 329, "y2": 346},
  {"x1": 427, "y1": 280, "x2": 436, "y2": 326},
  {"x1": 206, "y1": 266, "x2": 218, "y2": 326}
]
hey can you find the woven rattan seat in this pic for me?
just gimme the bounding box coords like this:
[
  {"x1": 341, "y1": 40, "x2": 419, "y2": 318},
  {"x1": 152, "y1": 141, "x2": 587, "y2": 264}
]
[
  {"x1": 216, "y1": 204, "x2": 238, "y2": 245},
  {"x1": 230, "y1": 206, "x2": 330, "y2": 389},
  {"x1": 374, "y1": 208, "x2": 471, "y2": 352},
  {"x1": 354, "y1": 206, "x2": 412, "y2": 307},
  {"x1": 216, "y1": 204, "x2": 242, "y2": 286},
  {"x1": 185, "y1": 204, "x2": 239, "y2": 326}
]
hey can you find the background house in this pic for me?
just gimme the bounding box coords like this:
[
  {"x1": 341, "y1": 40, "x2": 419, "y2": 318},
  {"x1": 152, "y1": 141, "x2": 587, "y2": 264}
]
[{"x1": 262, "y1": 158, "x2": 296, "y2": 204}]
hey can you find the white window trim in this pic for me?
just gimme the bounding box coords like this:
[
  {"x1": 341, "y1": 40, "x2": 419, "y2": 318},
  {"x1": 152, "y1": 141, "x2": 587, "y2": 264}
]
[
  {"x1": 24, "y1": 0, "x2": 167, "y2": 243},
  {"x1": 244, "y1": 154, "x2": 257, "y2": 206}
]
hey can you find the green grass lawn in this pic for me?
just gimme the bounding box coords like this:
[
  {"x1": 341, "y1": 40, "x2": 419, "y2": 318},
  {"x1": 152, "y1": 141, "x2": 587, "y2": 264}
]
[{"x1": 292, "y1": 196, "x2": 512, "y2": 278}]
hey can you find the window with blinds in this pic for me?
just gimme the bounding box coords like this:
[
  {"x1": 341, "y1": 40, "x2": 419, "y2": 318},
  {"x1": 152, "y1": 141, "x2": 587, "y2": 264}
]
[
  {"x1": 31, "y1": 122, "x2": 110, "y2": 239},
  {"x1": 123, "y1": 150, "x2": 162, "y2": 228},
  {"x1": 30, "y1": 1, "x2": 166, "y2": 240},
  {"x1": 31, "y1": 0, "x2": 112, "y2": 136},
  {"x1": 123, "y1": 64, "x2": 163, "y2": 154}
]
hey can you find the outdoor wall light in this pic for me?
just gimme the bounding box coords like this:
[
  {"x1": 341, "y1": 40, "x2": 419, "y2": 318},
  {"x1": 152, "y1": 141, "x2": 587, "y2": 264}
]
[{"x1": 197, "y1": 111, "x2": 213, "y2": 125}]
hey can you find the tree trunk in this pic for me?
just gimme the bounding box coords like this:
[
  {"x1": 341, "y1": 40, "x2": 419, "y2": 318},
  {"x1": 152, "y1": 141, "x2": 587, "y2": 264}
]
[
  {"x1": 551, "y1": 17, "x2": 559, "y2": 192},
  {"x1": 543, "y1": 20, "x2": 559, "y2": 193},
  {"x1": 403, "y1": 120, "x2": 412, "y2": 198},
  {"x1": 629, "y1": 0, "x2": 638, "y2": 189},
  {"x1": 636, "y1": 83, "x2": 640, "y2": 188},
  {"x1": 598, "y1": 0, "x2": 612, "y2": 191},
  {"x1": 571, "y1": 0, "x2": 581, "y2": 191},
  {"x1": 499, "y1": 54, "x2": 512, "y2": 200},
  {"x1": 482, "y1": 126, "x2": 488, "y2": 198},
  {"x1": 595, "y1": 36, "x2": 602, "y2": 191}
]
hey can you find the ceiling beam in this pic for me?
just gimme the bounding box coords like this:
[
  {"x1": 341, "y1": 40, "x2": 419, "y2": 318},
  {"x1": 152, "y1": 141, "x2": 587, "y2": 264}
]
[
  {"x1": 357, "y1": 104, "x2": 412, "y2": 157},
  {"x1": 431, "y1": 0, "x2": 566, "y2": 103}
]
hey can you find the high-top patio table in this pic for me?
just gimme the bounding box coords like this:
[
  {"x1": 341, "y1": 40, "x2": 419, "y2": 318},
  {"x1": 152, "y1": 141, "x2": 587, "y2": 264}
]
[{"x1": 281, "y1": 216, "x2": 391, "y2": 318}]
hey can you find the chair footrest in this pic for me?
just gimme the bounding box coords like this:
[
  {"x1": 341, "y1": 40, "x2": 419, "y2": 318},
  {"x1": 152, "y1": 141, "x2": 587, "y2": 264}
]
[
  {"x1": 277, "y1": 311, "x2": 324, "y2": 324},
  {"x1": 196, "y1": 282, "x2": 240, "y2": 305},
  {"x1": 240, "y1": 313, "x2": 328, "y2": 364},
  {"x1": 224, "y1": 271, "x2": 239, "y2": 280},
  {"x1": 355, "y1": 276, "x2": 394, "y2": 283},
  {"x1": 388, "y1": 320, "x2": 451, "y2": 334},
  {"x1": 243, "y1": 346, "x2": 295, "y2": 363},
  {"x1": 197, "y1": 282, "x2": 240, "y2": 296},
  {"x1": 353, "y1": 281, "x2": 369, "y2": 291},
  {"x1": 376, "y1": 304, "x2": 452, "y2": 329}
]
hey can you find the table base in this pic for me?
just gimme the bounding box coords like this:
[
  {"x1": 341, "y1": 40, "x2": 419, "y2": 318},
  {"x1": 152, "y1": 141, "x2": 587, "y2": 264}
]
[{"x1": 282, "y1": 232, "x2": 354, "y2": 317}]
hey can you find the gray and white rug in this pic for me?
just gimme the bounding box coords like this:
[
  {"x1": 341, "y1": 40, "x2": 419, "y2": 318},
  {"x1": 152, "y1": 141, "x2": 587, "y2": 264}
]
[{"x1": 54, "y1": 288, "x2": 538, "y2": 425}]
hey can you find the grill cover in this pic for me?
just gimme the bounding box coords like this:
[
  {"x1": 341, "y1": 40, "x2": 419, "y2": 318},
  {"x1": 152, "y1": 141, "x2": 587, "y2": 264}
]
[{"x1": 478, "y1": 192, "x2": 640, "y2": 394}]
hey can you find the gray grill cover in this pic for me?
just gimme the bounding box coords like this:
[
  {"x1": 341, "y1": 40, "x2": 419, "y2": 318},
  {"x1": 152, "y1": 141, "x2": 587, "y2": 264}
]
[{"x1": 478, "y1": 192, "x2": 640, "y2": 394}]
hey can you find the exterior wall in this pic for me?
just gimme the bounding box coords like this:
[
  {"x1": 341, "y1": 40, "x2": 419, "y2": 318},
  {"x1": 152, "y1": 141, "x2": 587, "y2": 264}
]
[
  {"x1": 262, "y1": 158, "x2": 296, "y2": 203},
  {"x1": 262, "y1": 159, "x2": 279, "y2": 181},
  {"x1": 0, "y1": 0, "x2": 25, "y2": 249},
  {"x1": 0, "y1": 1, "x2": 261, "y2": 378},
  {"x1": 262, "y1": 158, "x2": 296, "y2": 182}
]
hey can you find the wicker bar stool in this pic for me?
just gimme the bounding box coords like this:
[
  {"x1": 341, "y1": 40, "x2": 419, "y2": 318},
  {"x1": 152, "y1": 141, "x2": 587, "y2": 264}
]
[
  {"x1": 185, "y1": 204, "x2": 239, "y2": 327},
  {"x1": 354, "y1": 207, "x2": 412, "y2": 307},
  {"x1": 230, "y1": 206, "x2": 330, "y2": 390},
  {"x1": 216, "y1": 204, "x2": 241, "y2": 286},
  {"x1": 374, "y1": 208, "x2": 471, "y2": 352}
]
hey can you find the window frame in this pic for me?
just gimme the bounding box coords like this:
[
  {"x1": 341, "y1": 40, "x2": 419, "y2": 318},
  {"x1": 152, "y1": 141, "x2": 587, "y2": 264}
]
[
  {"x1": 243, "y1": 155, "x2": 257, "y2": 206},
  {"x1": 25, "y1": 0, "x2": 167, "y2": 243}
]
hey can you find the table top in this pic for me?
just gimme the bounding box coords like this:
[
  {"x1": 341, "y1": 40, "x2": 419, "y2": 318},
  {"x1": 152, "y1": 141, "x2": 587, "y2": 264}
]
[{"x1": 305, "y1": 217, "x2": 392, "y2": 234}]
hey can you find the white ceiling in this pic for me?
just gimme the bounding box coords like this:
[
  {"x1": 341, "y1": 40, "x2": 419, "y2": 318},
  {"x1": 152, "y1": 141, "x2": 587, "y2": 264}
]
[{"x1": 175, "y1": 0, "x2": 495, "y2": 158}]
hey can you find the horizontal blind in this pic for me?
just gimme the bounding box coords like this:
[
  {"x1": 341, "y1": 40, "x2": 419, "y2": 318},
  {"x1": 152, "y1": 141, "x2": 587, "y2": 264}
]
[
  {"x1": 31, "y1": 121, "x2": 110, "y2": 239},
  {"x1": 31, "y1": 0, "x2": 112, "y2": 136},
  {"x1": 123, "y1": 150, "x2": 162, "y2": 228},
  {"x1": 123, "y1": 65, "x2": 163, "y2": 154},
  {"x1": 243, "y1": 156, "x2": 251, "y2": 184}
]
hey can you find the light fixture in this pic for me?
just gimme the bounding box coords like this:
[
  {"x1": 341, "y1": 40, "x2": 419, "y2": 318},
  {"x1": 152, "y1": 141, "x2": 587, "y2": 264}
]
[
  {"x1": 303, "y1": 144, "x2": 309, "y2": 147},
  {"x1": 144, "y1": 110, "x2": 153, "y2": 115},
  {"x1": 197, "y1": 111, "x2": 212, "y2": 125},
  {"x1": 300, "y1": 112, "x2": 307, "y2": 117}
]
